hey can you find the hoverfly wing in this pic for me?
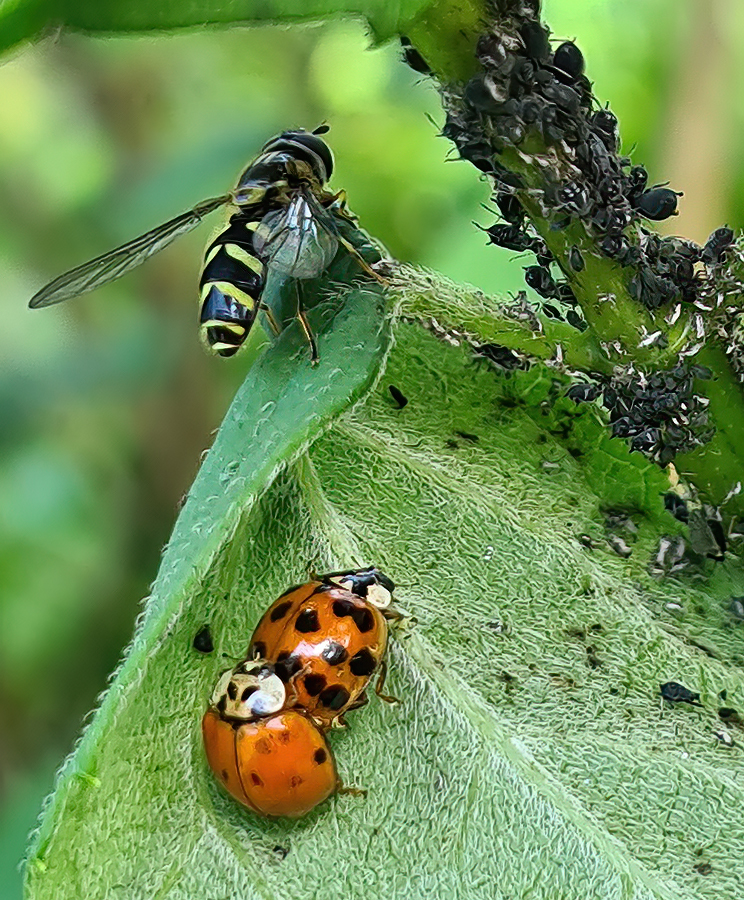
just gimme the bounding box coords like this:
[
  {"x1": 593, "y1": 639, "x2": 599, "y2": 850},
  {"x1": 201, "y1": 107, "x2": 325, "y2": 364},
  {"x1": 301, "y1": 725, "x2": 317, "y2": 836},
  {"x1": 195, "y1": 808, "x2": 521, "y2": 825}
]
[
  {"x1": 29, "y1": 194, "x2": 233, "y2": 309},
  {"x1": 255, "y1": 192, "x2": 339, "y2": 281}
]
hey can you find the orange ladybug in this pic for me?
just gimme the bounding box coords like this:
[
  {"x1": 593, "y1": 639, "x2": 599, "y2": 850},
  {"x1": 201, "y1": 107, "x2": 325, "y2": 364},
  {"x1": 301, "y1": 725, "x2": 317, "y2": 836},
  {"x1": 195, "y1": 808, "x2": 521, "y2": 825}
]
[
  {"x1": 202, "y1": 661, "x2": 338, "y2": 817},
  {"x1": 247, "y1": 567, "x2": 397, "y2": 728},
  {"x1": 202, "y1": 709, "x2": 338, "y2": 818}
]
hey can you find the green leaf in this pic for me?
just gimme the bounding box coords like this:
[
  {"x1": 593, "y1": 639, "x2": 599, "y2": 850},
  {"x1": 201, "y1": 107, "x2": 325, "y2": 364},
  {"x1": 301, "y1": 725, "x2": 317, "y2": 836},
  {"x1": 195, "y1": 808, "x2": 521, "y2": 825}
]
[
  {"x1": 0, "y1": 0, "x2": 431, "y2": 55},
  {"x1": 26, "y1": 272, "x2": 744, "y2": 900}
]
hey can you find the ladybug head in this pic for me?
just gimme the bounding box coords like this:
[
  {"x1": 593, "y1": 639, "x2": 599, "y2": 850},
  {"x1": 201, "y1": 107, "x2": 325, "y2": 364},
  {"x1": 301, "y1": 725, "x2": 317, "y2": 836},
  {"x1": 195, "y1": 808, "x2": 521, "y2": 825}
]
[{"x1": 324, "y1": 566, "x2": 395, "y2": 608}]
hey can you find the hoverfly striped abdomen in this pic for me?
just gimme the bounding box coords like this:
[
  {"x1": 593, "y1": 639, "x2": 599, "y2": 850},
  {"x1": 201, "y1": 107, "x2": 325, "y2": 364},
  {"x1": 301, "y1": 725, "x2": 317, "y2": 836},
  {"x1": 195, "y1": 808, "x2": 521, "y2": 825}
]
[
  {"x1": 199, "y1": 213, "x2": 266, "y2": 357},
  {"x1": 199, "y1": 128, "x2": 336, "y2": 357}
]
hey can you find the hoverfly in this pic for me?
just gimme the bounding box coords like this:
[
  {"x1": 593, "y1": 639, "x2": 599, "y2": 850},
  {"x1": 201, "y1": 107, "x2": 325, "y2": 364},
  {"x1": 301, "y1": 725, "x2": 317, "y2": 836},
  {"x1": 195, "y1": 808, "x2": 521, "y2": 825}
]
[{"x1": 29, "y1": 126, "x2": 380, "y2": 360}]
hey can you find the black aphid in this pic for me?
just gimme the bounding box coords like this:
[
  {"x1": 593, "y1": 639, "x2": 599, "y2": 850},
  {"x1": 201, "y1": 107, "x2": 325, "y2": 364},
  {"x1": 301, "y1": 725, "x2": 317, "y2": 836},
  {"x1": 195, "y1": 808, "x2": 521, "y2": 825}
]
[{"x1": 634, "y1": 188, "x2": 681, "y2": 220}]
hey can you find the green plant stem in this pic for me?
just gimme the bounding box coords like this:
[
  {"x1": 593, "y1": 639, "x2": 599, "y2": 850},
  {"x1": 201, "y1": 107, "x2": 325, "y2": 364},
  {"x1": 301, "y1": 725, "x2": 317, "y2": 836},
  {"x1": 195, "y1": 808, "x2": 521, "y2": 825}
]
[
  {"x1": 404, "y1": 0, "x2": 486, "y2": 82},
  {"x1": 676, "y1": 344, "x2": 744, "y2": 517},
  {"x1": 394, "y1": 266, "x2": 610, "y2": 372}
]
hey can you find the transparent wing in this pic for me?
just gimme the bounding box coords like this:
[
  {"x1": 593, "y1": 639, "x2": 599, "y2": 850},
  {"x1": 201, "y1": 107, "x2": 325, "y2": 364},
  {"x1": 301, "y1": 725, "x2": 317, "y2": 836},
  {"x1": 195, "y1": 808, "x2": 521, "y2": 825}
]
[
  {"x1": 29, "y1": 194, "x2": 232, "y2": 309},
  {"x1": 255, "y1": 192, "x2": 339, "y2": 281}
]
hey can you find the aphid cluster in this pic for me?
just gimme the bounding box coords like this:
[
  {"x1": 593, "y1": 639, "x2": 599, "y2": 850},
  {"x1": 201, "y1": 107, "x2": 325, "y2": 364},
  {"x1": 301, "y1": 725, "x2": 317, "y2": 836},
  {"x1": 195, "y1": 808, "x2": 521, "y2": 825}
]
[
  {"x1": 569, "y1": 363, "x2": 713, "y2": 465},
  {"x1": 441, "y1": 2, "x2": 736, "y2": 324},
  {"x1": 566, "y1": 363, "x2": 713, "y2": 465},
  {"x1": 704, "y1": 234, "x2": 744, "y2": 383},
  {"x1": 202, "y1": 567, "x2": 397, "y2": 818},
  {"x1": 428, "y1": 3, "x2": 744, "y2": 486}
]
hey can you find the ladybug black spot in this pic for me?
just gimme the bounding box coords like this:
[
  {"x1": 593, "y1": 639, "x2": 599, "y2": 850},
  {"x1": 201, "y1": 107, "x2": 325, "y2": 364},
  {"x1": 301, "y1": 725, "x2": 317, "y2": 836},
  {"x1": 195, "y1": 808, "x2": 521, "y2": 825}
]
[
  {"x1": 295, "y1": 609, "x2": 321, "y2": 633},
  {"x1": 241, "y1": 685, "x2": 258, "y2": 703},
  {"x1": 321, "y1": 641, "x2": 348, "y2": 665},
  {"x1": 314, "y1": 748, "x2": 328, "y2": 765},
  {"x1": 349, "y1": 648, "x2": 377, "y2": 677},
  {"x1": 227, "y1": 681, "x2": 238, "y2": 701},
  {"x1": 221, "y1": 769, "x2": 229, "y2": 782},
  {"x1": 333, "y1": 598, "x2": 356, "y2": 619},
  {"x1": 353, "y1": 608, "x2": 375, "y2": 633},
  {"x1": 332, "y1": 598, "x2": 375, "y2": 633},
  {"x1": 274, "y1": 653, "x2": 302, "y2": 683},
  {"x1": 319, "y1": 685, "x2": 351, "y2": 710},
  {"x1": 250, "y1": 772, "x2": 264, "y2": 786},
  {"x1": 270, "y1": 601, "x2": 293, "y2": 622},
  {"x1": 216, "y1": 695, "x2": 227, "y2": 714},
  {"x1": 304, "y1": 674, "x2": 327, "y2": 696},
  {"x1": 250, "y1": 641, "x2": 266, "y2": 659}
]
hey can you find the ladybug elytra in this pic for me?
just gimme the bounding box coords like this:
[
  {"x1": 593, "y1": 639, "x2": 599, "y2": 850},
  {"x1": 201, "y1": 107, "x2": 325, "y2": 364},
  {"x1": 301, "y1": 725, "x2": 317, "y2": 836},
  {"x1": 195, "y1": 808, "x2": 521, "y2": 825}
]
[{"x1": 248, "y1": 567, "x2": 398, "y2": 728}]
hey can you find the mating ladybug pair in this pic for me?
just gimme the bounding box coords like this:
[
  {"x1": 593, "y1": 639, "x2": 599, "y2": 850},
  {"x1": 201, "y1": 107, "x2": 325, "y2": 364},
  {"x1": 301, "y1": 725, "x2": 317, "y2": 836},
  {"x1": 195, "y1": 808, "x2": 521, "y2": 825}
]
[{"x1": 202, "y1": 567, "x2": 398, "y2": 817}]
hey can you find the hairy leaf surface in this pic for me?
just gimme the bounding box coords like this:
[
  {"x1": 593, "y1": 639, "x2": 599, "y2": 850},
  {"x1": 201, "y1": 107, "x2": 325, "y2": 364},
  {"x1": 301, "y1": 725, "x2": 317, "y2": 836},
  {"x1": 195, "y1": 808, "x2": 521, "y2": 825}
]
[{"x1": 25, "y1": 277, "x2": 744, "y2": 900}]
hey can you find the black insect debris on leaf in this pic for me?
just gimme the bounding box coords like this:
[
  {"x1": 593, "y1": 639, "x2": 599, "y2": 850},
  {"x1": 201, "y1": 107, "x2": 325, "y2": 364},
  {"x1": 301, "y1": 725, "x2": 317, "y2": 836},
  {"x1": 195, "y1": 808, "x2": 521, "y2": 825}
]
[
  {"x1": 660, "y1": 681, "x2": 702, "y2": 706},
  {"x1": 388, "y1": 385, "x2": 409, "y2": 408},
  {"x1": 192, "y1": 625, "x2": 214, "y2": 654}
]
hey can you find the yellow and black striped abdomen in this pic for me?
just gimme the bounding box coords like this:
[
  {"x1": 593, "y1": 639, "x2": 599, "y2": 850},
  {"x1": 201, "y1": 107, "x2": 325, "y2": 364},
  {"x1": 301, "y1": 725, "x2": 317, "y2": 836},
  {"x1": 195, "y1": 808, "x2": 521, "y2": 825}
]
[{"x1": 199, "y1": 214, "x2": 265, "y2": 357}]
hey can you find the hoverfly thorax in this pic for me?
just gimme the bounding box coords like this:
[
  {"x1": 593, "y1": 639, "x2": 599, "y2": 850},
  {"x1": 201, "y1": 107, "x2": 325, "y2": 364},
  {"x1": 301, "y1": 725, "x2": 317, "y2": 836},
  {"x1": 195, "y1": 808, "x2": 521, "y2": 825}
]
[{"x1": 233, "y1": 130, "x2": 334, "y2": 209}]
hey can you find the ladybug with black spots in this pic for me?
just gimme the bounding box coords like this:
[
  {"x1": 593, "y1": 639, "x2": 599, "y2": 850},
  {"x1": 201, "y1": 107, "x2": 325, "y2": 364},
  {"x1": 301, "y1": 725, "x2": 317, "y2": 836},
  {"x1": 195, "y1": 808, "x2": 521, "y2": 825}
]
[
  {"x1": 247, "y1": 567, "x2": 399, "y2": 728},
  {"x1": 202, "y1": 664, "x2": 339, "y2": 817}
]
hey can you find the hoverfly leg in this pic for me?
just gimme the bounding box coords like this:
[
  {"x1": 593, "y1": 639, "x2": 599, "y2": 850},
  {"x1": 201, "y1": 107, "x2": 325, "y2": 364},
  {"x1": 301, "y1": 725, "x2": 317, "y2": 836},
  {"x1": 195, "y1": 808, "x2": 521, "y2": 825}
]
[
  {"x1": 338, "y1": 236, "x2": 388, "y2": 285},
  {"x1": 294, "y1": 282, "x2": 319, "y2": 364},
  {"x1": 328, "y1": 189, "x2": 350, "y2": 214},
  {"x1": 259, "y1": 304, "x2": 281, "y2": 336}
]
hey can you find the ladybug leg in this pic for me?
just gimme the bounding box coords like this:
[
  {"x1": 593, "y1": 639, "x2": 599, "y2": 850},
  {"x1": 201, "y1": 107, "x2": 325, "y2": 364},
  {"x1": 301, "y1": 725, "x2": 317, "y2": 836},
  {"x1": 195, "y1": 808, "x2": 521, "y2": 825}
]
[
  {"x1": 329, "y1": 691, "x2": 369, "y2": 729},
  {"x1": 347, "y1": 691, "x2": 369, "y2": 711},
  {"x1": 374, "y1": 661, "x2": 399, "y2": 705},
  {"x1": 382, "y1": 605, "x2": 405, "y2": 623}
]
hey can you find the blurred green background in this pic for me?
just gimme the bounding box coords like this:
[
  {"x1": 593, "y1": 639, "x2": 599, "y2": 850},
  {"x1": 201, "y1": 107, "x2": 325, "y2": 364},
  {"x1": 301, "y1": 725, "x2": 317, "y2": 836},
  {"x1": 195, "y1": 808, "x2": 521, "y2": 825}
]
[{"x1": 0, "y1": 0, "x2": 742, "y2": 895}]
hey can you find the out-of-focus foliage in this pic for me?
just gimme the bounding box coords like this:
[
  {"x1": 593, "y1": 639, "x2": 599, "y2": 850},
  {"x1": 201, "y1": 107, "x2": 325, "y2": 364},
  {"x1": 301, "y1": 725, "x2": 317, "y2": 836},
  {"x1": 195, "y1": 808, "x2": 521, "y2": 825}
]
[{"x1": 1, "y1": 0, "x2": 744, "y2": 896}]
